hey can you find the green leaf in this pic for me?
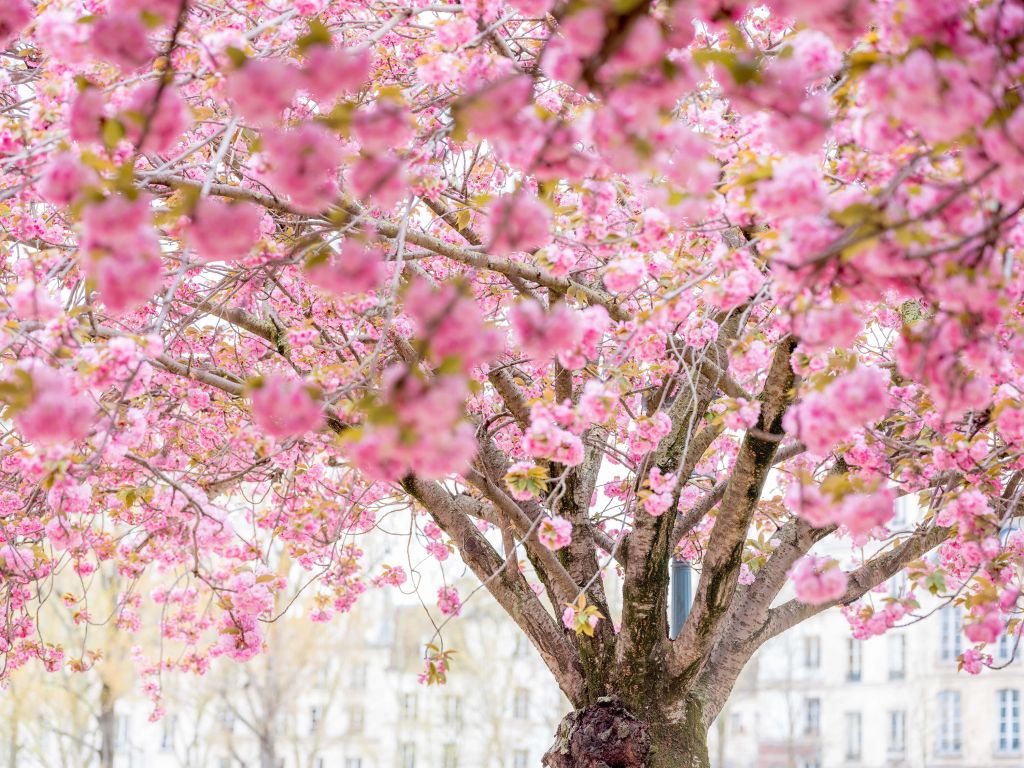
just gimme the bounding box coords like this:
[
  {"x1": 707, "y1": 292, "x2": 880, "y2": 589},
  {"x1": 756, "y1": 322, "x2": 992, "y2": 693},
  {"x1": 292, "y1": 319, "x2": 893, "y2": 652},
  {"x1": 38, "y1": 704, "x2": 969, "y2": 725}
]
[
  {"x1": 296, "y1": 19, "x2": 332, "y2": 55},
  {"x1": 101, "y1": 119, "x2": 126, "y2": 153},
  {"x1": 224, "y1": 46, "x2": 248, "y2": 69}
]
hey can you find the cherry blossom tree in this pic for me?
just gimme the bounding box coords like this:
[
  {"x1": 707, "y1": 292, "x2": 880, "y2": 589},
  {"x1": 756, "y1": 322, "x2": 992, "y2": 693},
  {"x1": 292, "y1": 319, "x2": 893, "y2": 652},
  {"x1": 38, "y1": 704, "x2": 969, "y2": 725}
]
[{"x1": 1, "y1": 0, "x2": 1023, "y2": 765}]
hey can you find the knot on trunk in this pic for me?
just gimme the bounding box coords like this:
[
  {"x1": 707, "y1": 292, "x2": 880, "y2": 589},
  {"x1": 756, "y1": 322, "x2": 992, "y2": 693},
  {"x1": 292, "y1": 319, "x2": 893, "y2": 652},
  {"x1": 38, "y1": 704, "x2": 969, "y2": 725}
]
[{"x1": 543, "y1": 697, "x2": 651, "y2": 768}]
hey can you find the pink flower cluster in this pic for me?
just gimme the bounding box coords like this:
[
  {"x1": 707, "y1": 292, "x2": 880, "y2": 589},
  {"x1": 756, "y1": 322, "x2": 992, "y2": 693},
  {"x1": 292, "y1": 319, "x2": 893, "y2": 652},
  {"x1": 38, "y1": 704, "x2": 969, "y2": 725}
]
[
  {"x1": 263, "y1": 123, "x2": 343, "y2": 213},
  {"x1": 524, "y1": 402, "x2": 585, "y2": 467},
  {"x1": 307, "y1": 240, "x2": 387, "y2": 297},
  {"x1": 483, "y1": 193, "x2": 552, "y2": 256},
  {"x1": 789, "y1": 555, "x2": 848, "y2": 605},
  {"x1": 13, "y1": 366, "x2": 93, "y2": 446},
  {"x1": 437, "y1": 586, "x2": 461, "y2": 617},
  {"x1": 509, "y1": 301, "x2": 609, "y2": 369},
  {"x1": 538, "y1": 516, "x2": 572, "y2": 551},
  {"x1": 0, "y1": 0, "x2": 31, "y2": 50},
  {"x1": 786, "y1": 482, "x2": 896, "y2": 537},
  {"x1": 79, "y1": 195, "x2": 163, "y2": 313},
  {"x1": 249, "y1": 374, "x2": 325, "y2": 439},
  {"x1": 628, "y1": 412, "x2": 672, "y2": 461},
  {"x1": 642, "y1": 467, "x2": 678, "y2": 517},
  {"x1": 783, "y1": 366, "x2": 890, "y2": 455},
  {"x1": 187, "y1": 198, "x2": 262, "y2": 262},
  {"x1": 347, "y1": 367, "x2": 477, "y2": 481}
]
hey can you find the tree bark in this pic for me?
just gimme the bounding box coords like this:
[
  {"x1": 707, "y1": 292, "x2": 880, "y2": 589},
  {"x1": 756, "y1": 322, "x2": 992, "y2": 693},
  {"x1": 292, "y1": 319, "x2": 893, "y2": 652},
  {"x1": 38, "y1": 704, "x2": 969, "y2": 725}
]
[
  {"x1": 543, "y1": 697, "x2": 710, "y2": 768},
  {"x1": 98, "y1": 682, "x2": 115, "y2": 768}
]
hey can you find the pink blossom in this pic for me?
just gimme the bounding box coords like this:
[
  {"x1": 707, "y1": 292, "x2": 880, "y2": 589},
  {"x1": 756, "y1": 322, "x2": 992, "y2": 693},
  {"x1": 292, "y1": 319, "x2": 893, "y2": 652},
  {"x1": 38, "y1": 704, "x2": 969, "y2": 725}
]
[
  {"x1": 89, "y1": 13, "x2": 155, "y2": 71},
  {"x1": 935, "y1": 489, "x2": 991, "y2": 528},
  {"x1": 964, "y1": 606, "x2": 1002, "y2": 645},
  {"x1": 538, "y1": 516, "x2": 572, "y2": 551},
  {"x1": 302, "y1": 46, "x2": 370, "y2": 102},
  {"x1": 39, "y1": 153, "x2": 95, "y2": 206},
  {"x1": 225, "y1": 59, "x2": 300, "y2": 126},
  {"x1": 263, "y1": 123, "x2": 343, "y2": 213},
  {"x1": 783, "y1": 366, "x2": 889, "y2": 455},
  {"x1": 352, "y1": 101, "x2": 414, "y2": 154},
  {"x1": 10, "y1": 281, "x2": 61, "y2": 321},
  {"x1": 755, "y1": 156, "x2": 826, "y2": 221},
  {"x1": 437, "y1": 586, "x2": 461, "y2": 617},
  {"x1": 0, "y1": 545, "x2": 36, "y2": 581},
  {"x1": 834, "y1": 489, "x2": 896, "y2": 536},
  {"x1": 69, "y1": 87, "x2": 106, "y2": 144},
  {"x1": 603, "y1": 255, "x2": 646, "y2": 294},
  {"x1": 505, "y1": 0, "x2": 553, "y2": 16},
  {"x1": 578, "y1": 380, "x2": 616, "y2": 424},
  {"x1": 0, "y1": 0, "x2": 32, "y2": 50},
  {"x1": 643, "y1": 492, "x2": 673, "y2": 517},
  {"x1": 789, "y1": 555, "x2": 848, "y2": 605},
  {"x1": 561, "y1": 604, "x2": 575, "y2": 630},
  {"x1": 111, "y1": 0, "x2": 184, "y2": 24},
  {"x1": 186, "y1": 198, "x2": 262, "y2": 262},
  {"x1": 249, "y1": 374, "x2": 325, "y2": 439},
  {"x1": 723, "y1": 398, "x2": 761, "y2": 431},
  {"x1": 348, "y1": 155, "x2": 407, "y2": 210},
  {"x1": 122, "y1": 83, "x2": 192, "y2": 154},
  {"x1": 793, "y1": 305, "x2": 861, "y2": 353},
  {"x1": 80, "y1": 196, "x2": 163, "y2": 313},
  {"x1": 307, "y1": 240, "x2": 386, "y2": 296},
  {"x1": 509, "y1": 300, "x2": 581, "y2": 362},
  {"x1": 628, "y1": 412, "x2": 672, "y2": 460},
  {"x1": 14, "y1": 366, "x2": 93, "y2": 445},
  {"x1": 372, "y1": 565, "x2": 408, "y2": 588},
  {"x1": 961, "y1": 648, "x2": 986, "y2": 675},
  {"x1": 483, "y1": 194, "x2": 552, "y2": 256}
]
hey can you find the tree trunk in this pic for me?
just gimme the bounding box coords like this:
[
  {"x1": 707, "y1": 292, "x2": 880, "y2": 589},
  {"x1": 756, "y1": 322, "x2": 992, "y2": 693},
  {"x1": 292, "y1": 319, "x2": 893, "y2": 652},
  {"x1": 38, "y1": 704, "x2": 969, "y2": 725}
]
[
  {"x1": 98, "y1": 682, "x2": 116, "y2": 768},
  {"x1": 543, "y1": 697, "x2": 710, "y2": 768}
]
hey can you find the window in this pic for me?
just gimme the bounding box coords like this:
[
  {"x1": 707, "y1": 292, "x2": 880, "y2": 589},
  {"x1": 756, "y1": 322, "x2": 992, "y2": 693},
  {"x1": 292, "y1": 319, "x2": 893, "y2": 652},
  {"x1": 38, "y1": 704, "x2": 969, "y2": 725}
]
[
  {"x1": 399, "y1": 743, "x2": 415, "y2": 768},
  {"x1": 442, "y1": 743, "x2": 458, "y2": 768},
  {"x1": 349, "y1": 663, "x2": 368, "y2": 689},
  {"x1": 845, "y1": 712, "x2": 862, "y2": 761},
  {"x1": 888, "y1": 710, "x2": 906, "y2": 756},
  {"x1": 729, "y1": 713, "x2": 743, "y2": 735},
  {"x1": 998, "y1": 630, "x2": 1018, "y2": 663},
  {"x1": 160, "y1": 714, "x2": 177, "y2": 752},
  {"x1": 344, "y1": 759, "x2": 362, "y2": 768},
  {"x1": 889, "y1": 571, "x2": 908, "y2": 598},
  {"x1": 219, "y1": 705, "x2": 235, "y2": 733},
  {"x1": 400, "y1": 693, "x2": 417, "y2": 720},
  {"x1": 513, "y1": 688, "x2": 530, "y2": 720},
  {"x1": 310, "y1": 705, "x2": 323, "y2": 734},
  {"x1": 893, "y1": 494, "x2": 913, "y2": 527},
  {"x1": 348, "y1": 706, "x2": 365, "y2": 734},
  {"x1": 888, "y1": 634, "x2": 906, "y2": 680},
  {"x1": 937, "y1": 690, "x2": 962, "y2": 755},
  {"x1": 803, "y1": 636, "x2": 821, "y2": 669},
  {"x1": 847, "y1": 639, "x2": 862, "y2": 682},
  {"x1": 998, "y1": 689, "x2": 1021, "y2": 754},
  {"x1": 444, "y1": 695, "x2": 462, "y2": 725},
  {"x1": 804, "y1": 698, "x2": 821, "y2": 736},
  {"x1": 940, "y1": 605, "x2": 964, "y2": 663},
  {"x1": 114, "y1": 714, "x2": 129, "y2": 750},
  {"x1": 513, "y1": 750, "x2": 529, "y2": 768}
]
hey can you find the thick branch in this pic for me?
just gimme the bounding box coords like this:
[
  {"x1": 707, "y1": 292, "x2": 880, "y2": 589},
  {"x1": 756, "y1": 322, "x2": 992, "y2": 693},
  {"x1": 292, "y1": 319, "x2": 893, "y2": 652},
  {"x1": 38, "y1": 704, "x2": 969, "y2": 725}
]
[{"x1": 669, "y1": 336, "x2": 796, "y2": 681}]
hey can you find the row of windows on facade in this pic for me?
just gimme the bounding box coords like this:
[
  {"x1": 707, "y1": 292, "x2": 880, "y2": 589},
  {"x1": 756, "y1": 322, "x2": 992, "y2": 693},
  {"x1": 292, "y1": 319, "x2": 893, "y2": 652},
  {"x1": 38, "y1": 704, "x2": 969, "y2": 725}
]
[
  {"x1": 800, "y1": 607, "x2": 1019, "y2": 679},
  {"x1": 795, "y1": 689, "x2": 1023, "y2": 759},
  {"x1": 287, "y1": 746, "x2": 533, "y2": 768},
  {"x1": 154, "y1": 688, "x2": 534, "y2": 752}
]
